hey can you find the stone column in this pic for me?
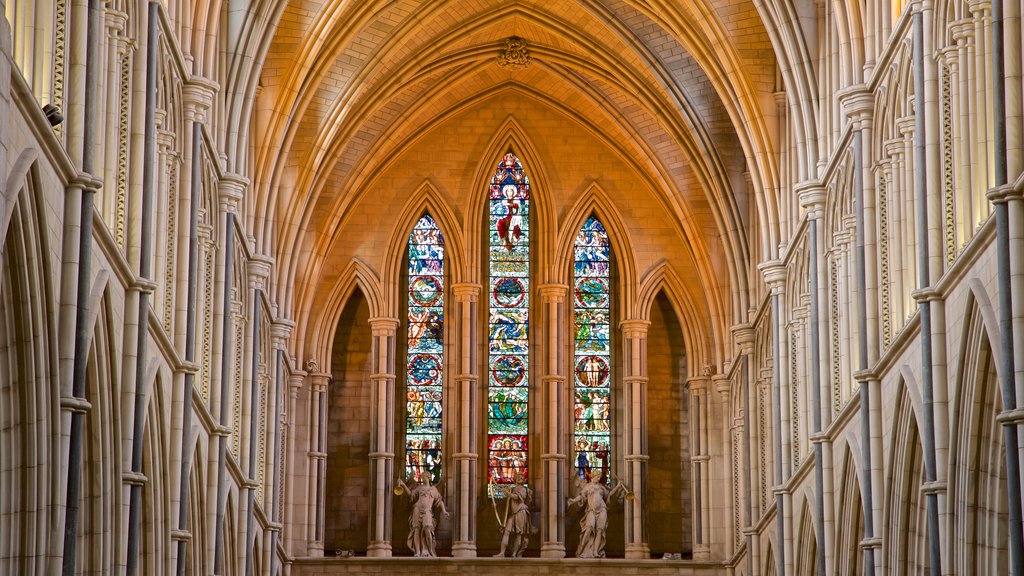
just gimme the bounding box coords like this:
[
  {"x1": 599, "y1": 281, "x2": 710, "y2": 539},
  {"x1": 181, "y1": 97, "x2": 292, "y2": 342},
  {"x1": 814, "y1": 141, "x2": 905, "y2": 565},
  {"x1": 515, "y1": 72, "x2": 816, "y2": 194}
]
[
  {"x1": 733, "y1": 324, "x2": 759, "y2": 576},
  {"x1": 687, "y1": 373, "x2": 711, "y2": 560},
  {"x1": 798, "y1": 181, "x2": 832, "y2": 576},
  {"x1": 620, "y1": 319, "x2": 650, "y2": 559},
  {"x1": 367, "y1": 317, "x2": 399, "y2": 557},
  {"x1": 307, "y1": 367, "x2": 329, "y2": 556},
  {"x1": 450, "y1": 284, "x2": 481, "y2": 557},
  {"x1": 539, "y1": 284, "x2": 569, "y2": 558},
  {"x1": 758, "y1": 260, "x2": 787, "y2": 576},
  {"x1": 840, "y1": 83, "x2": 882, "y2": 575}
]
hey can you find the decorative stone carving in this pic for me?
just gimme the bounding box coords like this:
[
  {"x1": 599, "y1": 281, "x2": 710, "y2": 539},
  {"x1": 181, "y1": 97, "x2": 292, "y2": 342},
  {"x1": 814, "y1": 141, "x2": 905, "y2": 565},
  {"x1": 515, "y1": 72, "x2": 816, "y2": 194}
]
[
  {"x1": 396, "y1": 477, "x2": 449, "y2": 557},
  {"x1": 497, "y1": 37, "x2": 531, "y2": 71},
  {"x1": 567, "y1": 475, "x2": 627, "y2": 558},
  {"x1": 493, "y1": 473, "x2": 533, "y2": 557}
]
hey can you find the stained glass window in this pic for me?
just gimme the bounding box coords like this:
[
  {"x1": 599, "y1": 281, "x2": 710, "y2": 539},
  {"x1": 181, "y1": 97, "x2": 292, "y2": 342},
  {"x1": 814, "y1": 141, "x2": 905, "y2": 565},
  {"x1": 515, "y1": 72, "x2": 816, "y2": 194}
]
[
  {"x1": 573, "y1": 216, "x2": 611, "y2": 484},
  {"x1": 487, "y1": 152, "x2": 530, "y2": 495},
  {"x1": 405, "y1": 215, "x2": 444, "y2": 484}
]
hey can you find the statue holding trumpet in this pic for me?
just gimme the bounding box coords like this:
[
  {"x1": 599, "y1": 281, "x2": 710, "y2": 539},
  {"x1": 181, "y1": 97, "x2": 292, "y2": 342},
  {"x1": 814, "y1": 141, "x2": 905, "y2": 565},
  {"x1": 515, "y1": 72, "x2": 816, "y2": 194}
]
[
  {"x1": 395, "y1": 476, "x2": 449, "y2": 557},
  {"x1": 568, "y1": 473, "x2": 632, "y2": 558}
]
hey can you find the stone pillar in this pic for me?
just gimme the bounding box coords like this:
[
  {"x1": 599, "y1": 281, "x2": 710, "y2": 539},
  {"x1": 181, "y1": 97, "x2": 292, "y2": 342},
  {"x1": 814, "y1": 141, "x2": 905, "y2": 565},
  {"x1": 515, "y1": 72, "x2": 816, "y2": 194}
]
[
  {"x1": 733, "y1": 324, "x2": 759, "y2": 576},
  {"x1": 687, "y1": 373, "x2": 711, "y2": 560},
  {"x1": 758, "y1": 260, "x2": 787, "y2": 576},
  {"x1": 539, "y1": 284, "x2": 569, "y2": 558},
  {"x1": 620, "y1": 319, "x2": 650, "y2": 559},
  {"x1": 367, "y1": 317, "x2": 399, "y2": 557},
  {"x1": 798, "y1": 181, "x2": 832, "y2": 576},
  {"x1": 307, "y1": 368, "x2": 329, "y2": 556},
  {"x1": 450, "y1": 284, "x2": 481, "y2": 557}
]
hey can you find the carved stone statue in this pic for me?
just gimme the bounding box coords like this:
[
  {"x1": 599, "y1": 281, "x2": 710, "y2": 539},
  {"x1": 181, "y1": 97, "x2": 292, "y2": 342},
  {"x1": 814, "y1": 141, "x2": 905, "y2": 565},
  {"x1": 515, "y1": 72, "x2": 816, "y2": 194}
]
[
  {"x1": 493, "y1": 473, "x2": 533, "y2": 557},
  {"x1": 397, "y1": 477, "x2": 449, "y2": 557},
  {"x1": 568, "y1": 474, "x2": 626, "y2": 558}
]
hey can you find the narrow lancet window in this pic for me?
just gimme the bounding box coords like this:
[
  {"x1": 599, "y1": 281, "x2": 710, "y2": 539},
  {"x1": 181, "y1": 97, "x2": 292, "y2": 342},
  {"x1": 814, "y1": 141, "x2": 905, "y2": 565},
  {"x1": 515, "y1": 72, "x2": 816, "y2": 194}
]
[
  {"x1": 573, "y1": 216, "x2": 611, "y2": 483},
  {"x1": 487, "y1": 152, "x2": 530, "y2": 495},
  {"x1": 405, "y1": 215, "x2": 445, "y2": 483}
]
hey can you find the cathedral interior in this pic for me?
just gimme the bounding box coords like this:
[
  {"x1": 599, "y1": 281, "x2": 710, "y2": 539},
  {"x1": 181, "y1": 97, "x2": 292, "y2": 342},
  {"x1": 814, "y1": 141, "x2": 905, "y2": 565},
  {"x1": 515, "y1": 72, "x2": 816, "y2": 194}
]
[{"x1": 1, "y1": 0, "x2": 1023, "y2": 574}]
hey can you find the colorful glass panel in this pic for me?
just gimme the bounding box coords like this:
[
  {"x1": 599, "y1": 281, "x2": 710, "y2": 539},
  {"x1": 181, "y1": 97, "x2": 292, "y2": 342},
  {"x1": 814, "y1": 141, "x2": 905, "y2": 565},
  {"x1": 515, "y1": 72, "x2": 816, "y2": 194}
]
[
  {"x1": 405, "y1": 215, "x2": 444, "y2": 484},
  {"x1": 488, "y1": 152, "x2": 530, "y2": 496},
  {"x1": 573, "y1": 216, "x2": 611, "y2": 484}
]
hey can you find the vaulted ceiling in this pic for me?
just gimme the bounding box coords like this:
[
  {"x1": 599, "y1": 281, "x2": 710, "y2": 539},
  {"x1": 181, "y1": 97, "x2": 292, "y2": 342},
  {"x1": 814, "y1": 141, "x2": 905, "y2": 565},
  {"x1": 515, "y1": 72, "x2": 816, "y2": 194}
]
[{"x1": 241, "y1": 0, "x2": 784, "y2": 365}]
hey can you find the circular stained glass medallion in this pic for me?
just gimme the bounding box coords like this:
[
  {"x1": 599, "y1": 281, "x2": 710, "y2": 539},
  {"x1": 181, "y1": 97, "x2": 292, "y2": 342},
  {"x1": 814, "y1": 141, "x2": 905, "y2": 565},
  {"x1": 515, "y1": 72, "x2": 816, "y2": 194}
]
[
  {"x1": 574, "y1": 355, "x2": 610, "y2": 388},
  {"x1": 408, "y1": 354, "x2": 442, "y2": 386},
  {"x1": 575, "y1": 278, "x2": 609, "y2": 308},
  {"x1": 410, "y1": 276, "x2": 443, "y2": 307},
  {"x1": 491, "y1": 355, "x2": 526, "y2": 387},
  {"x1": 493, "y1": 277, "x2": 526, "y2": 308}
]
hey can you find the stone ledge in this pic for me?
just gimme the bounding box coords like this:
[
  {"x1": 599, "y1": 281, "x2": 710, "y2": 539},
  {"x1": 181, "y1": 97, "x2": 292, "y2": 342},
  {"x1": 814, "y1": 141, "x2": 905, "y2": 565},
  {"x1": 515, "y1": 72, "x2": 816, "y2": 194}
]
[{"x1": 290, "y1": 556, "x2": 728, "y2": 576}]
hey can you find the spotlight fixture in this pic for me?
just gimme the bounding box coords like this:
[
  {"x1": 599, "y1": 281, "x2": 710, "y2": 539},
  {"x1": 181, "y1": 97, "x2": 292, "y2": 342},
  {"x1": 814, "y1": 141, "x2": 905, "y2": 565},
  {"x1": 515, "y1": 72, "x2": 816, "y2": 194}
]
[{"x1": 42, "y1": 103, "x2": 63, "y2": 127}]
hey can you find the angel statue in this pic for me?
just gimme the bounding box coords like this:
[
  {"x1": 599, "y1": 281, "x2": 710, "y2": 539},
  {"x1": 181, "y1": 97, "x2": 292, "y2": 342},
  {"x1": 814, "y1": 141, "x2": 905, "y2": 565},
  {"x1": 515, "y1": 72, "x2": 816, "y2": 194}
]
[
  {"x1": 396, "y1": 476, "x2": 449, "y2": 557},
  {"x1": 492, "y1": 473, "x2": 534, "y2": 557},
  {"x1": 568, "y1": 473, "x2": 628, "y2": 558}
]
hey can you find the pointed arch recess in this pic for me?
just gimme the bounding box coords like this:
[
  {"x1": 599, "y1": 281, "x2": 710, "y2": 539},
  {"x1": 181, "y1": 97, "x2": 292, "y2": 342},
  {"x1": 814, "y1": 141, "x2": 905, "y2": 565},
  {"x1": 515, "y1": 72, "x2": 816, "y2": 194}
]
[
  {"x1": 381, "y1": 181, "x2": 466, "y2": 314},
  {"x1": 466, "y1": 117, "x2": 554, "y2": 284},
  {"x1": 304, "y1": 258, "x2": 382, "y2": 367},
  {"x1": 554, "y1": 183, "x2": 638, "y2": 310},
  {"x1": 636, "y1": 261, "x2": 712, "y2": 376}
]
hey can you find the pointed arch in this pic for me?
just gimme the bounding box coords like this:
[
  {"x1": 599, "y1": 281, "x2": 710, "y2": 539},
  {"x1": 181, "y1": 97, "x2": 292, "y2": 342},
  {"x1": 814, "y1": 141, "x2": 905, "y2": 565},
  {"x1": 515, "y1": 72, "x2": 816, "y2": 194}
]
[
  {"x1": 948, "y1": 284, "x2": 1009, "y2": 574},
  {"x1": 885, "y1": 377, "x2": 928, "y2": 573},
  {"x1": 794, "y1": 493, "x2": 818, "y2": 576},
  {"x1": 636, "y1": 261, "x2": 712, "y2": 375},
  {"x1": 305, "y1": 258, "x2": 382, "y2": 367},
  {"x1": 553, "y1": 182, "x2": 638, "y2": 309},
  {"x1": 0, "y1": 158, "x2": 59, "y2": 572},
  {"x1": 465, "y1": 117, "x2": 554, "y2": 283},
  {"x1": 835, "y1": 443, "x2": 865, "y2": 576},
  {"x1": 381, "y1": 180, "x2": 466, "y2": 312}
]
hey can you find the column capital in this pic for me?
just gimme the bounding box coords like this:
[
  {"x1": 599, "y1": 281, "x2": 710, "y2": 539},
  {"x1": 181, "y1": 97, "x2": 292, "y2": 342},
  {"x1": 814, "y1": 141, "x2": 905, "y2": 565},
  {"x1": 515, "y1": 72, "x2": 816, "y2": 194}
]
[
  {"x1": 538, "y1": 283, "x2": 570, "y2": 301},
  {"x1": 247, "y1": 254, "x2": 274, "y2": 290},
  {"x1": 836, "y1": 85, "x2": 874, "y2": 127},
  {"x1": 451, "y1": 283, "x2": 481, "y2": 301},
  {"x1": 988, "y1": 181, "x2": 1024, "y2": 204},
  {"x1": 219, "y1": 173, "x2": 249, "y2": 211},
  {"x1": 182, "y1": 75, "x2": 220, "y2": 122},
  {"x1": 368, "y1": 317, "x2": 400, "y2": 335},
  {"x1": 732, "y1": 323, "x2": 756, "y2": 352},
  {"x1": 619, "y1": 319, "x2": 650, "y2": 337},
  {"x1": 757, "y1": 260, "x2": 786, "y2": 293},
  {"x1": 686, "y1": 375, "x2": 710, "y2": 392},
  {"x1": 795, "y1": 180, "x2": 827, "y2": 215},
  {"x1": 896, "y1": 115, "x2": 916, "y2": 138},
  {"x1": 271, "y1": 319, "x2": 296, "y2": 347},
  {"x1": 309, "y1": 371, "x2": 330, "y2": 391},
  {"x1": 712, "y1": 374, "x2": 731, "y2": 397},
  {"x1": 949, "y1": 18, "x2": 975, "y2": 43}
]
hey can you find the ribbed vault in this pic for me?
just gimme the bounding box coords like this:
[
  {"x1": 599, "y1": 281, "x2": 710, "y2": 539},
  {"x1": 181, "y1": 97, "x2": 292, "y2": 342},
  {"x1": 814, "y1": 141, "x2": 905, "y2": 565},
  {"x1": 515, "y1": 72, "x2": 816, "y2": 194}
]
[{"x1": 243, "y1": 0, "x2": 780, "y2": 367}]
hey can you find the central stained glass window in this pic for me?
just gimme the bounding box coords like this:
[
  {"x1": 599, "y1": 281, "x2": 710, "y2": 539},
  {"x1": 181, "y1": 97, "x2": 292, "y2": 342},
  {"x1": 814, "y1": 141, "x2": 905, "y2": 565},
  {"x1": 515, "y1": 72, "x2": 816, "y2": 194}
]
[
  {"x1": 405, "y1": 215, "x2": 444, "y2": 484},
  {"x1": 573, "y1": 216, "x2": 611, "y2": 484},
  {"x1": 487, "y1": 152, "x2": 530, "y2": 495}
]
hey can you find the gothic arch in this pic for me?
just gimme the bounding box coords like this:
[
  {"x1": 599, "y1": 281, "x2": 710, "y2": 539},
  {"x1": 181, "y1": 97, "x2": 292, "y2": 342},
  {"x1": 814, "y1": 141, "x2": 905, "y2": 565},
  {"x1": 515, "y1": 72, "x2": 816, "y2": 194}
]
[
  {"x1": 835, "y1": 443, "x2": 865, "y2": 576},
  {"x1": 948, "y1": 286, "x2": 1009, "y2": 574},
  {"x1": 464, "y1": 117, "x2": 555, "y2": 283},
  {"x1": 305, "y1": 258, "x2": 381, "y2": 367},
  {"x1": 636, "y1": 261, "x2": 712, "y2": 375},
  {"x1": 794, "y1": 493, "x2": 818, "y2": 576},
  {"x1": 77, "y1": 288, "x2": 122, "y2": 572},
  {"x1": 189, "y1": 437, "x2": 208, "y2": 574},
  {"x1": 553, "y1": 182, "x2": 638, "y2": 311},
  {"x1": 380, "y1": 181, "x2": 467, "y2": 314},
  {"x1": 884, "y1": 376, "x2": 928, "y2": 573},
  {"x1": 0, "y1": 160, "x2": 59, "y2": 572}
]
